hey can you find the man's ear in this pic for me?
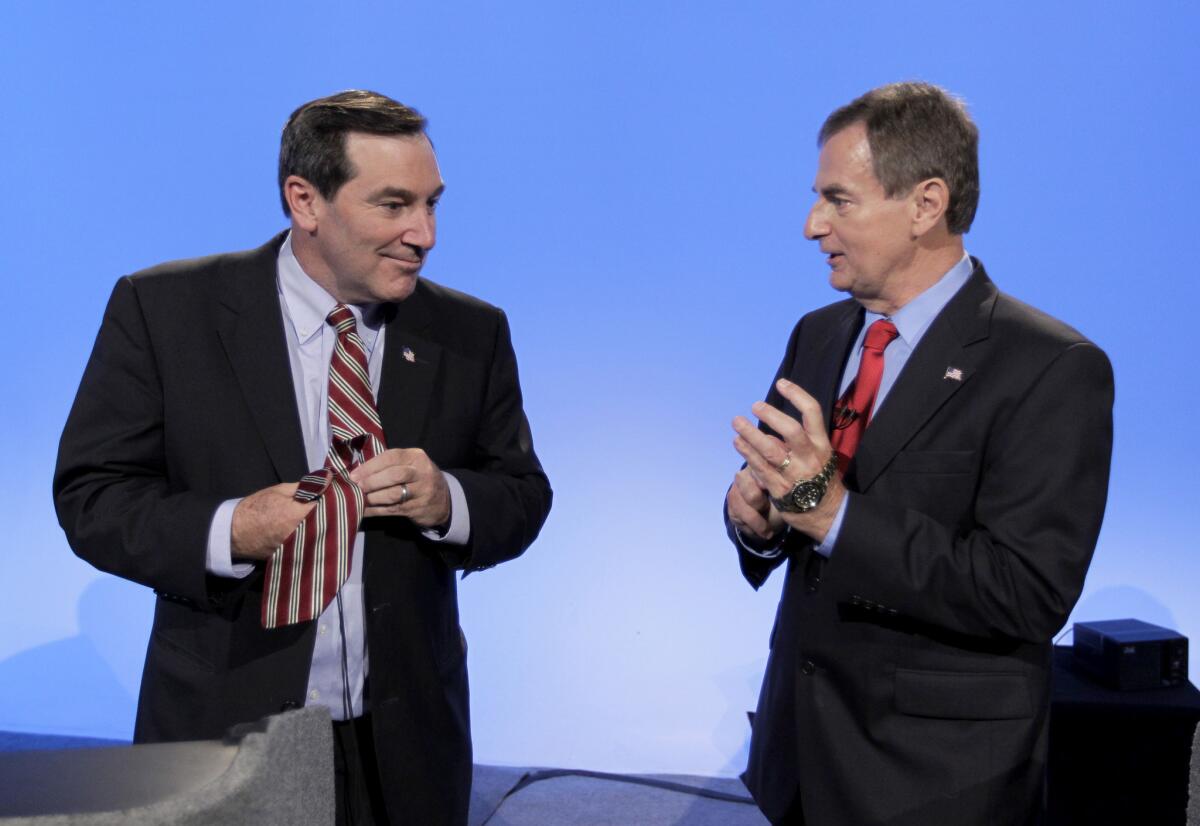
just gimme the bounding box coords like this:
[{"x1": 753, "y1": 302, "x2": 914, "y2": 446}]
[
  {"x1": 910, "y1": 177, "x2": 950, "y2": 238},
  {"x1": 284, "y1": 175, "x2": 322, "y2": 233}
]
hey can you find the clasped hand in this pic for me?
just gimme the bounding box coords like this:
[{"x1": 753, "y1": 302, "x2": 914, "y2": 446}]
[
  {"x1": 231, "y1": 448, "x2": 451, "y2": 560},
  {"x1": 349, "y1": 447, "x2": 451, "y2": 526},
  {"x1": 727, "y1": 378, "x2": 844, "y2": 544}
]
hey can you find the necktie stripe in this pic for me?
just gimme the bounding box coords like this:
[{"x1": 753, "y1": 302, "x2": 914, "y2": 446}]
[
  {"x1": 328, "y1": 368, "x2": 382, "y2": 422},
  {"x1": 327, "y1": 484, "x2": 348, "y2": 591},
  {"x1": 328, "y1": 392, "x2": 382, "y2": 435},
  {"x1": 331, "y1": 364, "x2": 371, "y2": 401},
  {"x1": 328, "y1": 397, "x2": 383, "y2": 441},
  {"x1": 265, "y1": 543, "x2": 284, "y2": 624},
  {"x1": 326, "y1": 446, "x2": 352, "y2": 476},
  {"x1": 336, "y1": 341, "x2": 372, "y2": 384},
  {"x1": 288, "y1": 519, "x2": 307, "y2": 624},
  {"x1": 328, "y1": 370, "x2": 371, "y2": 406},
  {"x1": 262, "y1": 303, "x2": 387, "y2": 629}
]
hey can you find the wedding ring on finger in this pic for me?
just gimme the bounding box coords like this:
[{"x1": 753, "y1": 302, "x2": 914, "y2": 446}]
[
  {"x1": 399, "y1": 483, "x2": 411, "y2": 505},
  {"x1": 777, "y1": 452, "x2": 792, "y2": 474}
]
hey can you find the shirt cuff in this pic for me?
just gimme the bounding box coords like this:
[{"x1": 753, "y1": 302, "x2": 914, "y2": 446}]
[
  {"x1": 421, "y1": 472, "x2": 470, "y2": 545},
  {"x1": 206, "y1": 498, "x2": 255, "y2": 579},
  {"x1": 812, "y1": 495, "x2": 849, "y2": 558},
  {"x1": 736, "y1": 525, "x2": 787, "y2": 558}
]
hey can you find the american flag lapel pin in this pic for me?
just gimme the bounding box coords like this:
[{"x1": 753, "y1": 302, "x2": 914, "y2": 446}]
[
  {"x1": 943, "y1": 366, "x2": 963, "y2": 382},
  {"x1": 403, "y1": 346, "x2": 416, "y2": 363}
]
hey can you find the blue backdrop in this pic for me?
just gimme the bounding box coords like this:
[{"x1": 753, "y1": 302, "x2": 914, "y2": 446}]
[{"x1": 3, "y1": 0, "x2": 1197, "y2": 776}]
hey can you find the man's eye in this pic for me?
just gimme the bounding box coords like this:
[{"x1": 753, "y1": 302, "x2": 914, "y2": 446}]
[
  {"x1": 382, "y1": 202, "x2": 405, "y2": 211},
  {"x1": 427, "y1": 199, "x2": 440, "y2": 212}
]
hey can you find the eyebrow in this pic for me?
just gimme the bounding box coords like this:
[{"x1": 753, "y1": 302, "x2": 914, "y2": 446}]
[
  {"x1": 815, "y1": 184, "x2": 851, "y2": 199},
  {"x1": 369, "y1": 184, "x2": 446, "y2": 202}
]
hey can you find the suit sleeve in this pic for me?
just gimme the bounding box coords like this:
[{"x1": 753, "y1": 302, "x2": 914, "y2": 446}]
[
  {"x1": 53, "y1": 277, "x2": 221, "y2": 605},
  {"x1": 448, "y1": 309, "x2": 552, "y2": 572},
  {"x1": 829, "y1": 341, "x2": 1114, "y2": 643}
]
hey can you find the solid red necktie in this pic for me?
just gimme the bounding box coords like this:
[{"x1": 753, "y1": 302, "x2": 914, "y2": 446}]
[
  {"x1": 262, "y1": 305, "x2": 387, "y2": 629},
  {"x1": 830, "y1": 319, "x2": 899, "y2": 473}
]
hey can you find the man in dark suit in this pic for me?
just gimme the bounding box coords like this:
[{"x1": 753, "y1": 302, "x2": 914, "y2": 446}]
[
  {"x1": 725, "y1": 82, "x2": 1113, "y2": 825},
  {"x1": 54, "y1": 91, "x2": 551, "y2": 825}
]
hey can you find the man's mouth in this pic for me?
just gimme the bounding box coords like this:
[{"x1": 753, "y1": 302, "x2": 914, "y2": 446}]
[{"x1": 384, "y1": 252, "x2": 423, "y2": 267}]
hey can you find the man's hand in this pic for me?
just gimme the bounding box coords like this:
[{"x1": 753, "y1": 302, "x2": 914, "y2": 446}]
[
  {"x1": 231, "y1": 483, "x2": 316, "y2": 560},
  {"x1": 732, "y1": 378, "x2": 845, "y2": 542},
  {"x1": 727, "y1": 467, "x2": 786, "y2": 544},
  {"x1": 349, "y1": 448, "x2": 451, "y2": 529}
]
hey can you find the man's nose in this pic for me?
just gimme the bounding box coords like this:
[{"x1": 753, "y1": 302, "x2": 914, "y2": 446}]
[
  {"x1": 804, "y1": 201, "x2": 829, "y2": 241},
  {"x1": 406, "y1": 210, "x2": 436, "y2": 251}
]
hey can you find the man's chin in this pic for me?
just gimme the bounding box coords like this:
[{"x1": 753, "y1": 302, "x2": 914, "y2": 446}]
[
  {"x1": 343, "y1": 273, "x2": 419, "y2": 305},
  {"x1": 828, "y1": 271, "x2": 853, "y2": 294},
  {"x1": 381, "y1": 274, "x2": 419, "y2": 303}
]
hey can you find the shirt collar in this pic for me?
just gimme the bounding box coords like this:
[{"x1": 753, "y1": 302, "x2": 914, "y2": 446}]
[
  {"x1": 277, "y1": 232, "x2": 384, "y2": 348},
  {"x1": 866, "y1": 251, "x2": 974, "y2": 347}
]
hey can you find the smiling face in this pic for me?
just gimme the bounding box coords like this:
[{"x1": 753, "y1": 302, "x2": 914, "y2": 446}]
[
  {"x1": 288, "y1": 131, "x2": 444, "y2": 304},
  {"x1": 804, "y1": 123, "x2": 922, "y2": 314}
]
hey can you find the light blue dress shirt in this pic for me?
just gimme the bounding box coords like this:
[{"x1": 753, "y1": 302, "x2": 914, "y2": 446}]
[
  {"x1": 205, "y1": 233, "x2": 470, "y2": 719},
  {"x1": 745, "y1": 252, "x2": 974, "y2": 559}
]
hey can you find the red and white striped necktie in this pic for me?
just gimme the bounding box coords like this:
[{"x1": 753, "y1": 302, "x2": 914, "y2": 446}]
[{"x1": 262, "y1": 304, "x2": 387, "y2": 629}]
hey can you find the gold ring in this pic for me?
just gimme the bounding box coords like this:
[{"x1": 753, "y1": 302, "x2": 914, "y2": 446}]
[{"x1": 777, "y1": 453, "x2": 792, "y2": 473}]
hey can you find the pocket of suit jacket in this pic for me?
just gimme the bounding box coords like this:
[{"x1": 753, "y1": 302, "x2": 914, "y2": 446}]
[{"x1": 893, "y1": 668, "x2": 1033, "y2": 720}]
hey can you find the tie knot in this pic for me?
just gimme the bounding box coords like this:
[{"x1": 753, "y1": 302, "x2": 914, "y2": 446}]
[
  {"x1": 326, "y1": 304, "x2": 357, "y2": 335},
  {"x1": 863, "y1": 319, "x2": 899, "y2": 353}
]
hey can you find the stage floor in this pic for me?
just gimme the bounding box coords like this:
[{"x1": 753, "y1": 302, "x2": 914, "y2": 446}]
[
  {"x1": 0, "y1": 732, "x2": 765, "y2": 825},
  {"x1": 469, "y1": 765, "x2": 765, "y2": 826}
]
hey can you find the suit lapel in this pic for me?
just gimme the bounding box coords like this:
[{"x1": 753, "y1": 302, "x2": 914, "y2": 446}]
[
  {"x1": 215, "y1": 234, "x2": 309, "y2": 482},
  {"x1": 376, "y1": 284, "x2": 442, "y2": 447},
  {"x1": 851, "y1": 264, "x2": 997, "y2": 492}
]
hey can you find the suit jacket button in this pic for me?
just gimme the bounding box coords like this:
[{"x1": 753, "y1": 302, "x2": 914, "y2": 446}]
[
  {"x1": 800, "y1": 660, "x2": 816, "y2": 675},
  {"x1": 280, "y1": 700, "x2": 300, "y2": 711}
]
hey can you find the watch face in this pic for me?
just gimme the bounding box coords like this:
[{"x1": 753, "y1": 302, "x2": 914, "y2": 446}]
[{"x1": 790, "y1": 482, "x2": 823, "y2": 511}]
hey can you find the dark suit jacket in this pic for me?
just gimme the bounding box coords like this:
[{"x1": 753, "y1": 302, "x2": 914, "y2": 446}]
[
  {"x1": 728, "y1": 261, "x2": 1113, "y2": 825},
  {"x1": 53, "y1": 233, "x2": 552, "y2": 826}
]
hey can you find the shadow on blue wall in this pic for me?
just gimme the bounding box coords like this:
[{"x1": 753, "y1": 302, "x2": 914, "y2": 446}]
[{"x1": 0, "y1": 577, "x2": 150, "y2": 739}]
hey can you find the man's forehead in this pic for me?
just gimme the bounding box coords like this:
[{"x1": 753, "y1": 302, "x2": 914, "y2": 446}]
[
  {"x1": 342, "y1": 131, "x2": 442, "y2": 188},
  {"x1": 821, "y1": 125, "x2": 872, "y2": 165},
  {"x1": 814, "y1": 126, "x2": 877, "y2": 189}
]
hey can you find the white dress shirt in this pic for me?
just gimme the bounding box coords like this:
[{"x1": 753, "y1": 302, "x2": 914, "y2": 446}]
[{"x1": 205, "y1": 233, "x2": 470, "y2": 719}]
